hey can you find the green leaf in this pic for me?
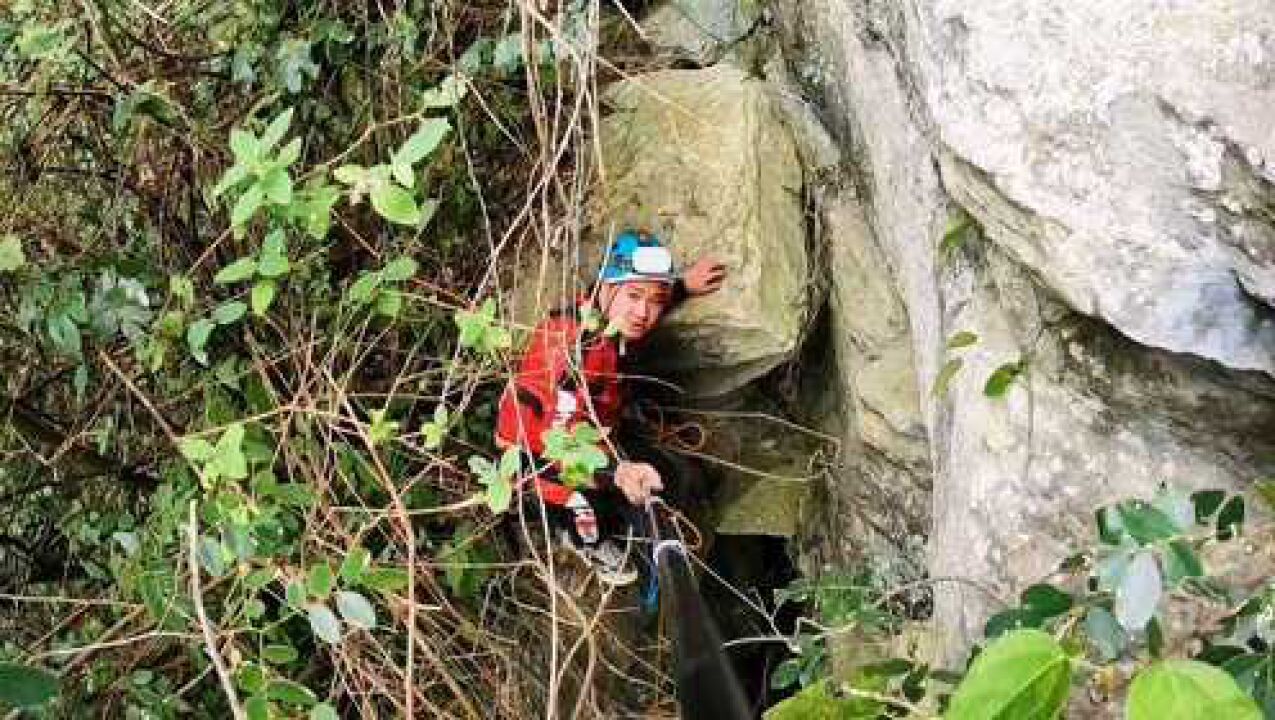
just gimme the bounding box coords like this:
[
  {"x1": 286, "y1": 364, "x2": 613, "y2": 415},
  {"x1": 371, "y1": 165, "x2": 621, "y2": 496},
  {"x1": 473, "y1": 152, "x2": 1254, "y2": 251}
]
[
  {"x1": 485, "y1": 475, "x2": 512, "y2": 513},
  {"x1": 47, "y1": 314, "x2": 82, "y2": 359},
  {"x1": 274, "y1": 483, "x2": 317, "y2": 508},
  {"x1": 339, "y1": 547, "x2": 372, "y2": 584},
  {"x1": 266, "y1": 678, "x2": 316, "y2": 707},
  {"x1": 946, "y1": 330, "x2": 979, "y2": 350},
  {"x1": 1216, "y1": 496, "x2": 1245, "y2": 541},
  {"x1": 214, "y1": 257, "x2": 258, "y2": 285},
  {"x1": 1114, "y1": 550, "x2": 1162, "y2": 632},
  {"x1": 230, "y1": 129, "x2": 260, "y2": 164},
  {"x1": 335, "y1": 590, "x2": 377, "y2": 630},
  {"x1": 306, "y1": 603, "x2": 343, "y2": 644},
  {"x1": 375, "y1": 290, "x2": 402, "y2": 318},
  {"x1": 178, "y1": 436, "x2": 216, "y2": 463},
  {"x1": 275, "y1": 137, "x2": 302, "y2": 168},
  {"x1": 232, "y1": 183, "x2": 265, "y2": 227},
  {"x1": 258, "y1": 167, "x2": 293, "y2": 205},
  {"x1": 370, "y1": 183, "x2": 422, "y2": 226},
  {"x1": 1083, "y1": 607, "x2": 1126, "y2": 662},
  {"x1": 261, "y1": 644, "x2": 298, "y2": 665},
  {"x1": 285, "y1": 581, "x2": 306, "y2": 609},
  {"x1": 1192, "y1": 489, "x2": 1227, "y2": 523},
  {"x1": 984, "y1": 361, "x2": 1024, "y2": 398},
  {"x1": 368, "y1": 409, "x2": 399, "y2": 446},
  {"x1": 1096, "y1": 506, "x2": 1125, "y2": 545},
  {"x1": 244, "y1": 694, "x2": 269, "y2": 720},
  {"x1": 392, "y1": 119, "x2": 452, "y2": 179},
  {"x1": 360, "y1": 568, "x2": 410, "y2": 593},
  {"x1": 251, "y1": 280, "x2": 277, "y2": 317},
  {"x1": 259, "y1": 108, "x2": 294, "y2": 153},
  {"x1": 198, "y1": 535, "x2": 229, "y2": 576},
  {"x1": 213, "y1": 163, "x2": 249, "y2": 199},
  {"x1": 766, "y1": 679, "x2": 877, "y2": 720},
  {"x1": 257, "y1": 230, "x2": 290, "y2": 277},
  {"x1": 170, "y1": 275, "x2": 196, "y2": 307},
  {"x1": 333, "y1": 165, "x2": 366, "y2": 186},
  {"x1": 212, "y1": 301, "x2": 247, "y2": 325},
  {"x1": 1116, "y1": 501, "x2": 1181, "y2": 544},
  {"x1": 1148, "y1": 616, "x2": 1166, "y2": 658},
  {"x1": 492, "y1": 34, "x2": 525, "y2": 73},
  {"x1": 256, "y1": 251, "x2": 289, "y2": 279},
  {"x1": 307, "y1": 563, "x2": 335, "y2": 599},
  {"x1": 984, "y1": 609, "x2": 1039, "y2": 639},
  {"x1": 941, "y1": 214, "x2": 975, "y2": 255},
  {"x1": 945, "y1": 629, "x2": 1070, "y2": 720},
  {"x1": 0, "y1": 662, "x2": 59, "y2": 707},
  {"x1": 186, "y1": 318, "x2": 216, "y2": 365},
  {"x1": 1021, "y1": 584, "x2": 1073, "y2": 618},
  {"x1": 1224, "y1": 653, "x2": 1275, "y2": 718},
  {"x1": 236, "y1": 662, "x2": 267, "y2": 694},
  {"x1": 420, "y1": 74, "x2": 468, "y2": 108},
  {"x1": 0, "y1": 235, "x2": 25, "y2": 272},
  {"x1": 382, "y1": 256, "x2": 418, "y2": 283},
  {"x1": 1163, "y1": 539, "x2": 1203, "y2": 586},
  {"x1": 1127, "y1": 660, "x2": 1261, "y2": 720},
  {"x1": 770, "y1": 658, "x2": 802, "y2": 690},
  {"x1": 422, "y1": 405, "x2": 449, "y2": 449},
  {"x1": 932, "y1": 357, "x2": 963, "y2": 397},
  {"x1": 310, "y1": 704, "x2": 340, "y2": 720},
  {"x1": 347, "y1": 272, "x2": 382, "y2": 304},
  {"x1": 499, "y1": 446, "x2": 521, "y2": 480},
  {"x1": 209, "y1": 423, "x2": 248, "y2": 481}
]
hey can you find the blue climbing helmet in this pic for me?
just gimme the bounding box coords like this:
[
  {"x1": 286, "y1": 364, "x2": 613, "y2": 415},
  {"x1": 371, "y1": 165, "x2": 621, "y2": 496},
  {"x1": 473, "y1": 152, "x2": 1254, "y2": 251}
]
[{"x1": 599, "y1": 229, "x2": 678, "y2": 285}]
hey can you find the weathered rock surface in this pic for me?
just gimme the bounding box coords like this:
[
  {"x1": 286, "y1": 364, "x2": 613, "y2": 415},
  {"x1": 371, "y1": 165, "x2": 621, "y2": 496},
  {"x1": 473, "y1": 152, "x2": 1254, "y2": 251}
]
[
  {"x1": 776, "y1": 0, "x2": 1275, "y2": 664},
  {"x1": 593, "y1": 64, "x2": 812, "y2": 398},
  {"x1": 639, "y1": 0, "x2": 761, "y2": 66},
  {"x1": 922, "y1": 1, "x2": 1275, "y2": 374}
]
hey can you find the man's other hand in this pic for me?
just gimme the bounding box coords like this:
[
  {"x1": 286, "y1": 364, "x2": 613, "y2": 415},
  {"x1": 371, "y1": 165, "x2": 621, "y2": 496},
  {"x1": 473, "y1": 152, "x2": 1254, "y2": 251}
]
[
  {"x1": 614, "y1": 461, "x2": 664, "y2": 506},
  {"x1": 682, "y1": 256, "x2": 727, "y2": 296}
]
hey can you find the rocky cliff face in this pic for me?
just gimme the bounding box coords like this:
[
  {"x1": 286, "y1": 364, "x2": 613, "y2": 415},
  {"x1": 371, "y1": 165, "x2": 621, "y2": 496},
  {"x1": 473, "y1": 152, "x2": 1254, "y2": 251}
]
[
  {"x1": 584, "y1": 0, "x2": 1275, "y2": 666},
  {"x1": 776, "y1": 0, "x2": 1275, "y2": 662}
]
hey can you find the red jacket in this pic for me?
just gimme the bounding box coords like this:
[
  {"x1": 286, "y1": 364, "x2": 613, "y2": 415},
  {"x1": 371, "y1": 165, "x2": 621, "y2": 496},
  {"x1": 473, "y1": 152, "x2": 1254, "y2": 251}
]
[{"x1": 496, "y1": 299, "x2": 624, "y2": 505}]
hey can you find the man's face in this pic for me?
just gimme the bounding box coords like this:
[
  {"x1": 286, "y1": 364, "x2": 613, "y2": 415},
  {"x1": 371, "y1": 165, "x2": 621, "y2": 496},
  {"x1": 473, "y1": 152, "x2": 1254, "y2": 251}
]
[{"x1": 601, "y1": 280, "x2": 673, "y2": 340}]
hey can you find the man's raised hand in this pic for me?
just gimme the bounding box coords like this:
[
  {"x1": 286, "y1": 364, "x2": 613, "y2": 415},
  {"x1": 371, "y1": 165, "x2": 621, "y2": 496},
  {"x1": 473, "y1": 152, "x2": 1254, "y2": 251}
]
[
  {"x1": 614, "y1": 461, "x2": 664, "y2": 506},
  {"x1": 682, "y1": 256, "x2": 727, "y2": 296}
]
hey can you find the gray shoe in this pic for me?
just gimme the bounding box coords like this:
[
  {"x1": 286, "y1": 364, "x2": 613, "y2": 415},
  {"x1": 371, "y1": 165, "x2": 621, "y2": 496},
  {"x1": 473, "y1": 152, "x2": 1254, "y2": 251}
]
[{"x1": 560, "y1": 532, "x2": 638, "y2": 586}]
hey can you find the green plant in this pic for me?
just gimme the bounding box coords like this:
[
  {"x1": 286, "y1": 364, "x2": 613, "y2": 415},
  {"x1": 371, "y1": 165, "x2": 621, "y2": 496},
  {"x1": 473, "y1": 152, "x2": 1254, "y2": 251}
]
[
  {"x1": 767, "y1": 486, "x2": 1273, "y2": 718},
  {"x1": 542, "y1": 423, "x2": 610, "y2": 488}
]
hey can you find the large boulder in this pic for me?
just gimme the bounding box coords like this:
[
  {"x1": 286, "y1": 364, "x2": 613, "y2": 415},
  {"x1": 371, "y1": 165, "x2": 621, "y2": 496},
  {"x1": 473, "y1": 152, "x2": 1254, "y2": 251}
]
[
  {"x1": 777, "y1": 0, "x2": 1275, "y2": 665},
  {"x1": 923, "y1": 0, "x2": 1275, "y2": 375},
  {"x1": 592, "y1": 64, "x2": 812, "y2": 398}
]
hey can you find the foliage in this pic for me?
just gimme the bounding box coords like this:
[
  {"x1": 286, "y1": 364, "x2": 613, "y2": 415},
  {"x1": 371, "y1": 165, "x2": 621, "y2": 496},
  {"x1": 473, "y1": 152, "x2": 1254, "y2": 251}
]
[
  {"x1": 542, "y1": 423, "x2": 611, "y2": 488},
  {"x1": 768, "y1": 486, "x2": 1275, "y2": 718},
  {"x1": 770, "y1": 571, "x2": 899, "y2": 693},
  {"x1": 0, "y1": 662, "x2": 59, "y2": 708},
  {"x1": 0, "y1": 0, "x2": 610, "y2": 716}
]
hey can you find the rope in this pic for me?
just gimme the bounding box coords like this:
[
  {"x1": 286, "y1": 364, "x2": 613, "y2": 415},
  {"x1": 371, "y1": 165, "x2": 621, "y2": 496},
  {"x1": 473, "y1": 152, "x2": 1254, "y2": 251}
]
[{"x1": 634, "y1": 400, "x2": 709, "y2": 453}]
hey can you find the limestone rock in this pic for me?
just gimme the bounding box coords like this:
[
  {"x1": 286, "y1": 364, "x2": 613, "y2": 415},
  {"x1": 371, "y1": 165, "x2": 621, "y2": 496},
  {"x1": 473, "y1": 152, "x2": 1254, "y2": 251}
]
[
  {"x1": 777, "y1": 0, "x2": 1275, "y2": 666},
  {"x1": 639, "y1": 0, "x2": 761, "y2": 66},
  {"x1": 695, "y1": 412, "x2": 827, "y2": 537},
  {"x1": 920, "y1": 0, "x2": 1275, "y2": 375},
  {"x1": 594, "y1": 64, "x2": 812, "y2": 398}
]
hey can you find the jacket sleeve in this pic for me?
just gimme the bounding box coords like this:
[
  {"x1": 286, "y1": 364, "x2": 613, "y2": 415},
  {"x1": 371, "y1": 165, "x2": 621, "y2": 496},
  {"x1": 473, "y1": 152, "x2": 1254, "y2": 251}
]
[{"x1": 495, "y1": 318, "x2": 574, "y2": 457}]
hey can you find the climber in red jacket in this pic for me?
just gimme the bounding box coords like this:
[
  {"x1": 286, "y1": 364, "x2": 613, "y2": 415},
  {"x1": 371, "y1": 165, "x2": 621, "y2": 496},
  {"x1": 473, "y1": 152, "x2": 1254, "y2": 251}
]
[{"x1": 495, "y1": 229, "x2": 726, "y2": 584}]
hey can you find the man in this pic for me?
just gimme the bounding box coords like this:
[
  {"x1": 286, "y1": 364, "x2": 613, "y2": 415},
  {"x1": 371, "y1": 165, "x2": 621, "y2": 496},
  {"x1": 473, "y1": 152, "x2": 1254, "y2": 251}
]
[{"x1": 495, "y1": 229, "x2": 726, "y2": 584}]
